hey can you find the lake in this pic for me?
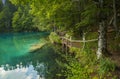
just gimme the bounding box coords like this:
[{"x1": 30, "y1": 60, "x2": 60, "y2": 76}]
[{"x1": 0, "y1": 32, "x2": 60, "y2": 79}]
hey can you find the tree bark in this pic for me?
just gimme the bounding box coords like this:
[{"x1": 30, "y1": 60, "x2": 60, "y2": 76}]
[
  {"x1": 97, "y1": 21, "x2": 108, "y2": 58},
  {"x1": 97, "y1": 0, "x2": 110, "y2": 59}
]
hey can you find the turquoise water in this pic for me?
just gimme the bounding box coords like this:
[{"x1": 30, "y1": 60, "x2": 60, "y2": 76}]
[
  {"x1": 0, "y1": 32, "x2": 49, "y2": 65},
  {"x1": 0, "y1": 32, "x2": 62, "y2": 78}
]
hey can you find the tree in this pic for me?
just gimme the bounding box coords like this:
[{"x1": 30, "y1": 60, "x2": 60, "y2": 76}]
[
  {"x1": 0, "y1": 0, "x2": 16, "y2": 32},
  {"x1": 97, "y1": 0, "x2": 111, "y2": 59},
  {"x1": 12, "y1": 5, "x2": 35, "y2": 32},
  {"x1": 9, "y1": 0, "x2": 117, "y2": 59}
]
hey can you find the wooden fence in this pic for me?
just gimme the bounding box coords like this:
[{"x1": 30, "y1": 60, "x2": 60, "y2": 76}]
[{"x1": 61, "y1": 37, "x2": 98, "y2": 48}]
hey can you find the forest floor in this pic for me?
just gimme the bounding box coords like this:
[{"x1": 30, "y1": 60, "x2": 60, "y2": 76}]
[
  {"x1": 111, "y1": 51, "x2": 120, "y2": 67},
  {"x1": 110, "y1": 51, "x2": 120, "y2": 78}
]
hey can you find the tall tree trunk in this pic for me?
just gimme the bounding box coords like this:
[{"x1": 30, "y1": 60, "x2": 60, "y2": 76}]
[
  {"x1": 97, "y1": 22, "x2": 108, "y2": 58},
  {"x1": 113, "y1": 0, "x2": 118, "y2": 35},
  {"x1": 97, "y1": 0, "x2": 109, "y2": 59}
]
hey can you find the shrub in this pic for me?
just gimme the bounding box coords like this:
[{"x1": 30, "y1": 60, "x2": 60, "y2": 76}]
[
  {"x1": 98, "y1": 58, "x2": 116, "y2": 77},
  {"x1": 49, "y1": 32, "x2": 61, "y2": 43}
]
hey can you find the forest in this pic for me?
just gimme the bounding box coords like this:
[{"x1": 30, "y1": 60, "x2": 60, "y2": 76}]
[{"x1": 0, "y1": 0, "x2": 120, "y2": 79}]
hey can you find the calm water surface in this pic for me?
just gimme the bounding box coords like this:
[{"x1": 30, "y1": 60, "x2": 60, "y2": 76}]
[
  {"x1": 0, "y1": 32, "x2": 49, "y2": 65},
  {"x1": 0, "y1": 32, "x2": 62, "y2": 79}
]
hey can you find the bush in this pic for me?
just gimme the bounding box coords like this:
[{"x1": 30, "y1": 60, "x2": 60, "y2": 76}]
[
  {"x1": 63, "y1": 56, "x2": 96, "y2": 79},
  {"x1": 49, "y1": 32, "x2": 61, "y2": 43},
  {"x1": 98, "y1": 58, "x2": 116, "y2": 77},
  {"x1": 62, "y1": 47, "x2": 97, "y2": 79}
]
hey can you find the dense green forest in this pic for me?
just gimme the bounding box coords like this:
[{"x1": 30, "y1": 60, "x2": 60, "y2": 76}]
[{"x1": 0, "y1": 0, "x2": 120, "y2": 79}]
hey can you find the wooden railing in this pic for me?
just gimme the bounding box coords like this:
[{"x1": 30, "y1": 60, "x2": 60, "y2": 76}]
[{"x1": 61, "y1": 37, "x2": 98, "y2": 48}]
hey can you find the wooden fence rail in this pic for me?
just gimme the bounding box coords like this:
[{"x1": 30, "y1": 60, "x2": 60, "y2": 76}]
[{"x1": 61, "y1": 37, "x2": 98, "y2": 48}]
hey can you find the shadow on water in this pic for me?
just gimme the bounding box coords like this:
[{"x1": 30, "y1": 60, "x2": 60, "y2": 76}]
[{"x1": 10, "y1": 44, "x2": 64, "y2": 79}]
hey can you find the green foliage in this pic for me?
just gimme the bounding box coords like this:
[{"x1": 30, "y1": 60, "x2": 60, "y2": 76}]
[
  {"x1": 63, "y1": 56, "x2": 95, "y2": 79},
  {"x1": 108, "y1": 34, "x2": 120, "y2": 52},
  {"x1": 12, "y1": 5, "x2": 37, "y2": 32},
  {"x1": 61, "y1": 47, "x2": 97, "y2": 79},
  {"x1": 9, "y1": 0, "x2": 99, "y2": 35},
  {"x1": 66, "y1": 61, "x2": 89, "y2": 79},
  {"x1": 63, "y1": 47, "x2": 117, "y2": 79},
  {"x1": 69, "y1": 47, "x2": 80, "y2": 55},
  {"x1": 98, "y1": 58, "x2": 116, "y2": 76},
  {"x1": 49, "y1": 32, "x2": 61, "y2": 43},
  {"x1": 72, "y1": 0, "x2": 98, "y2": 36},
  {"x1": 0, "y1": 1, "x2": 3, "y2": 11},
  {"x1": 86, "y1": 32, "x2": 98, "y2": 40},
  {"x1": 0, "y1": 0, "x2": 16, "y2": 32}
]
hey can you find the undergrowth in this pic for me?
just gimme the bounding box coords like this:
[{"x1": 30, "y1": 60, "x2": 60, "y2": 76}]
[
  {"x1": 48, "y1": 32, "x2": 117, "y2": 79},
  {"x1": 98, "y1": 58, "x2": 116, "y2": 79},
  {"x1": 56, "y1": 47, "x2": 117, "y2": 79}
]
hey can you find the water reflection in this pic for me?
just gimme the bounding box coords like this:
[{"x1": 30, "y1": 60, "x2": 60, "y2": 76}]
[{"x1": 0, "y1": 62, "x2": 46, "y2": 79}]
